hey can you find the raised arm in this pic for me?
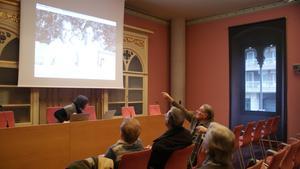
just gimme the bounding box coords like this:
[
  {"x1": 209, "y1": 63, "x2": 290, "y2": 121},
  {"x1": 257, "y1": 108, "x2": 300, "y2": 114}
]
[{"x1": 161, "y1": 92, "x2": 194, "y2": 122}]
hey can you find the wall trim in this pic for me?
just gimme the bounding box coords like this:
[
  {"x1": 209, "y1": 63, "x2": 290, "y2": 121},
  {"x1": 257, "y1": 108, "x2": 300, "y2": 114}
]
[
  {"x1": 125, "y1": 7, "x2": 169, "y2": 25},
  {"x1": 187, "y1": 1, "x2": 300, "y2": 25}
]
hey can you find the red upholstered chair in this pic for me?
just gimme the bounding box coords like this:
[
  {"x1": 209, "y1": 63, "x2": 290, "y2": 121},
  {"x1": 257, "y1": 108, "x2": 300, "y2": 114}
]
[
  {"x1": 233, "y1": 124, "x2": 245, "y2": 169},
  {"x1": 46, "y1": 107, "x2": 61, "y2": 124},
  {"x1": 292, "y1": 137, "x2": 300, "y2": 168},
  {"x1": 280, "y1": 138, "x2": 300, "y2": 169},
  {"x1": 270, "y1": 116, "x2": 280, "y2": 142},
  {"x1": 149, "y1": 104, "x2": 161, "y2": 116},
  {"x1": 84, "y1": 106, "x2": 96, "y2": 120},
  {"x1": 118, "y1": 149, "x2": 151, "y2": 169},
  {"x1": 247, "y1": 160, "x2": 263, "y2": 169},
  {"x1": 164, "y1": 144, "x2": 195, "y2": 169},
  {"x1": 0, "y1": 112, "x2": 6, "y2": 128},
  {"x1": 0, "y1": 111, "x2": 15, "y2": 128},
  {"x1": 192, "y1": 148, "x2": 206, "y2": 169},
  {"x1": 121, "y1": 106, "x2": 136, "y2": 118},
  {"x1": 239, "y1": 122, "x2": 256, "y2": 167},
  {"x1": 264, "y1": 145, "x2": 290, "y2": 169},
  {"x1": 251, "y1": 120, "x2": 266, "y2": 158},
  {"x1": 261, "y1": 118, "x2": 274, "y2": 149},
  {"x1": 5, "y1": 111, "x2": 15, "y2": 127}
]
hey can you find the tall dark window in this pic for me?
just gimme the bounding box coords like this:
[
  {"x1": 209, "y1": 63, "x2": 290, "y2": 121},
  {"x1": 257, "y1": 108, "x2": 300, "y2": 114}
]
[{"x1": 229, "y1": 18, "x2": 286, "y2": 140}]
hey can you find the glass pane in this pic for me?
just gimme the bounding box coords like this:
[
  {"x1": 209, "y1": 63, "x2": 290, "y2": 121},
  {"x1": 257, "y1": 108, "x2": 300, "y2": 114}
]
[
  {"x1": 108, "y1": 103, "x2": 124, "y2": 116},
  {"x1": 128, "y1": 76, "x2": 143, "y2": 89},
  {"x1": 0, "y1": 68, "x2": 18, "y2": 85},
  {"x1": 128, "y1": 56, "x2": 143, "y2": 72},
  {"x1": 245, "y1": 45, "x2": 276, "y2": 112},
  {"x1": 128, "y1": 103, "x2": 143, "y2": 115},
  {"x1": 108, "y1": 89, "x2": 125, "y2": 102},
  {"x1": 3, "y1": 106, "x2": 31, "y2": 123},
  {"x1": 0, "y1": 88, "x2": 30, "y2": 104},
  {"x1": 0, "y1": 38, "x2": 19, "y2": 61},
  {"x1": 128, "y1": 90, "x2": 143, "y2": 102}
]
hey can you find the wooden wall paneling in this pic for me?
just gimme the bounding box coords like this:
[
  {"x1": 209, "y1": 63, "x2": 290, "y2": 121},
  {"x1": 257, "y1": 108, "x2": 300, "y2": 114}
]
[
  {"x1": 0, "y1": 115, "x2": 167, "y2": 169},
  {"x1": 0, "y1": 124, "x2": 70, "y2": 169}
]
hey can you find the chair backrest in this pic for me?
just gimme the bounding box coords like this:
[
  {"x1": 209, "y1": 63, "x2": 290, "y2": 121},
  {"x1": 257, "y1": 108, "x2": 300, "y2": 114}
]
[
  {"x1": 5, "y1": 111, "x2": 15, "y2": 127},
  {"x1": 252, "y1": 120, "x2": 265, "y2": 142},
  {"x1": 268, "y1": 145, "x2": 290, "y2": 169},
  {"x1": 118, "y1": 149, "x2": 151, "y2": 169},
  {"x1": 0, "y1": 111, "x2": 15, "y2": 128},
  {"x1": 233, "y1": 124, "x2": 244, "y2": 149},
  {"x1": 281, "y1": 140, "x2": 300, "y2": 169},
  {"x1": 84, "y1": 106, "x2": 96, "y2": 120},
  {"x1": 165, "y1": 144, "x2": 195, "y2": 169},
  {"x1": 242, "y1": 121, "x2": 256, "y2": 145},
  {"x1": 0, "y1": 112, "x2": 6, "y2": 128},
  {"x1": 149, "y1": 104, "x2": 161, "y2": 116},
  {"x1": 121, "y1": 106, "x2": 136, "y2": 118},
  {"x1": 263, "y1": 118, "x2": 274, "y2": 137},
  {"x1": 271, "y1": 116, "x2": 280, "y2": 135},
  {"x1": 46, "y1": 107, "x2": 61, "y2": 124},
  {"x1": 247, "y1": 160, "x2": 263, "y2": 169},
  {"x1": 295, "y1": 139, "x2": 300, "y2": 167}
]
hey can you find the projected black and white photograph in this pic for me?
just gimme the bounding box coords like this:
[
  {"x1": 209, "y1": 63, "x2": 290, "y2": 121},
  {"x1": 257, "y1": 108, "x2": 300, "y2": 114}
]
[{"x1": 34, "y1": 3, "x2": 117, "y2": 80}]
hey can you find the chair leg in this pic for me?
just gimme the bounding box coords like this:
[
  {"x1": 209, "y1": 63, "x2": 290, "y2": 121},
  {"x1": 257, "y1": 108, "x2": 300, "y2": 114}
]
[
  {"x1": 235, "y1": 151, "x2": 244, "y2": 169},
  {"x1": 249, "y1": 142, "x2": 256, "y2": 160},
  {"x1": 267, "y1": 135, "x2": 273, "y2": 150},
  {"x1": 259, "y1": 139, "x2": 266, "y2": 158},
  {"x1": 238, "y1": 147, "x2": 245, "y2": 169},
  {"x1": 258, "y1": 139, "x2": 265, "y2": 158}
]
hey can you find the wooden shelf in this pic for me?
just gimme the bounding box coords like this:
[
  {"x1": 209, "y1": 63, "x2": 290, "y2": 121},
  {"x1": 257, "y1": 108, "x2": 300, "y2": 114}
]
[
  {"x1": 128, "y1": 101, "x2": 143, "y2": 104},
  {"x1": 108, "y1": 102, "x2": 125, "y2": 104},
  {"x1": 128, "y1": 88, "x2": 143, "y2": 90},
  {"x1": 2, "y1": 104, "x2": 31, "y2": 107},
  {"x1": 0, "y1": 85, "x2": 18, "y2": 88},
  {"x1": 0, "y1": 60, "x2": 18, "y2": 69}
]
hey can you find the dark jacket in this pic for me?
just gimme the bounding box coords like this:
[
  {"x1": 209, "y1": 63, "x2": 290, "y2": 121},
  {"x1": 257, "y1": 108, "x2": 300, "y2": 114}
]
[
  {"x1": 148, "y1": 126, "x2": 193, "y2": 169},
  {"x1": 54, "y1": 102, "x2": 82, "y2": 123}
]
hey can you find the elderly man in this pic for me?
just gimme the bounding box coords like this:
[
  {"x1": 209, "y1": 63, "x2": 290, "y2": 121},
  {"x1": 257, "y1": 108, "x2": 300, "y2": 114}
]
[
  {"x1": 148, "y1": 106, "x2": 193, "y2": 169},
  {"x1": 198, "y1": 122, "x2": 235, "y2": 169}
]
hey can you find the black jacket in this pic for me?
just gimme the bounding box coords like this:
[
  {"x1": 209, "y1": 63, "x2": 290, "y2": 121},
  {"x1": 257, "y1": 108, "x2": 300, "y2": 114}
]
[{"x1": 148, "y1": 126, "x2": 193, "y2": 169}]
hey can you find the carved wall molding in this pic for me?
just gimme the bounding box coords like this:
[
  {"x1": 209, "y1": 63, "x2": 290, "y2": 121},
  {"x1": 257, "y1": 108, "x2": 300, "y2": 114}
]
[{"x1": 123, "y1": 36, "x2": 145, "y2": 48}]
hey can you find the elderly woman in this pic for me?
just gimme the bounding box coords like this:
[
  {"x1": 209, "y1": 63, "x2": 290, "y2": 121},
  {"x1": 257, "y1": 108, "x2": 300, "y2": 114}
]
[
  {"x1": 105, "y1": 118, "x2": 144, "y2": 169},
  {"x1": 54, "y1": 95, "x2": 89, "y2": 123},
  {"x1": 148, "y1": 106, "x2": 193, "y2": 169},
  {"x1": 67, "y1": 118, "x2": 143, "y2": 169},
  {"x1": 198, "y1": 122, "x2": 235, "y2": 169}
]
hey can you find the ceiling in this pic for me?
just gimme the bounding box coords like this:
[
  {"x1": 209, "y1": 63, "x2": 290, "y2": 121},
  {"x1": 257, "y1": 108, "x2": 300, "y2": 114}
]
[{"x1": 125, "y1": 0, "x2": 284, "y2": 20}]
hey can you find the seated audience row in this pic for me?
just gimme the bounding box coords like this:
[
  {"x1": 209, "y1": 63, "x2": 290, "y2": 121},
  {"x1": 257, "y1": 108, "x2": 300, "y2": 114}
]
[{"x1": 67, "y1": 93, "x2": 236, "y2": 169}]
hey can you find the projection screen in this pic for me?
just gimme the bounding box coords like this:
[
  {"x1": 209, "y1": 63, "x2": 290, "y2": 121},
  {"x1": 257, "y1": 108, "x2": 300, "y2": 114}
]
[{"x1": 19, "y1": 0, "x2": 124, "y2": 88}]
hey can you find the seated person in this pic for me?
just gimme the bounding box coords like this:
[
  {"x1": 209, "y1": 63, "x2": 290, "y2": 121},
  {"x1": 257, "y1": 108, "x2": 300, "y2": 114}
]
[
  {"x1": 54, "y1": 95, "x2": 88, "y2": 123},
  {"x1": 198, "y1": 122, "x2": 235, "y2": 169},
  {"x1": 104, "y1": 118, "x2": 144, "y2": 169},
  {"x1": 162, "y1": 92, "x2": 214, "y2": 165},
  {"x1": 148, "y1": 106, "x2": 193, "y2": 169},
  {"x1": 162, "y1": 92, "x2": 214, "y2": 141}
]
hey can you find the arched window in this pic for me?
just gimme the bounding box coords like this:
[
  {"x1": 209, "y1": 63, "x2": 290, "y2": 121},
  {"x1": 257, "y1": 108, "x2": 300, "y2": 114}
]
[{"x1": 244, "y1": 45, "x2": 276, "y2": 112}]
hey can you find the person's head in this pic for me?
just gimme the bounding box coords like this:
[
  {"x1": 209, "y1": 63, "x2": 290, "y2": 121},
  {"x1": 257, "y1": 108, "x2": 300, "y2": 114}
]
[
  {"x1": 202, "y1": 122, "x2": 235, "y2": 165},
  {"x1": 120, "y1": 118, "x2": 141, "y2": 144},
  {"x1": 165, "y1": 106, "x2": 185, "y2": 129},
  {"x1": 73, "y1": 95, "x2": 89, "y2": 109},
  {"x1": 195, "y1": 104, "x2": 214, "y2": 121}
]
